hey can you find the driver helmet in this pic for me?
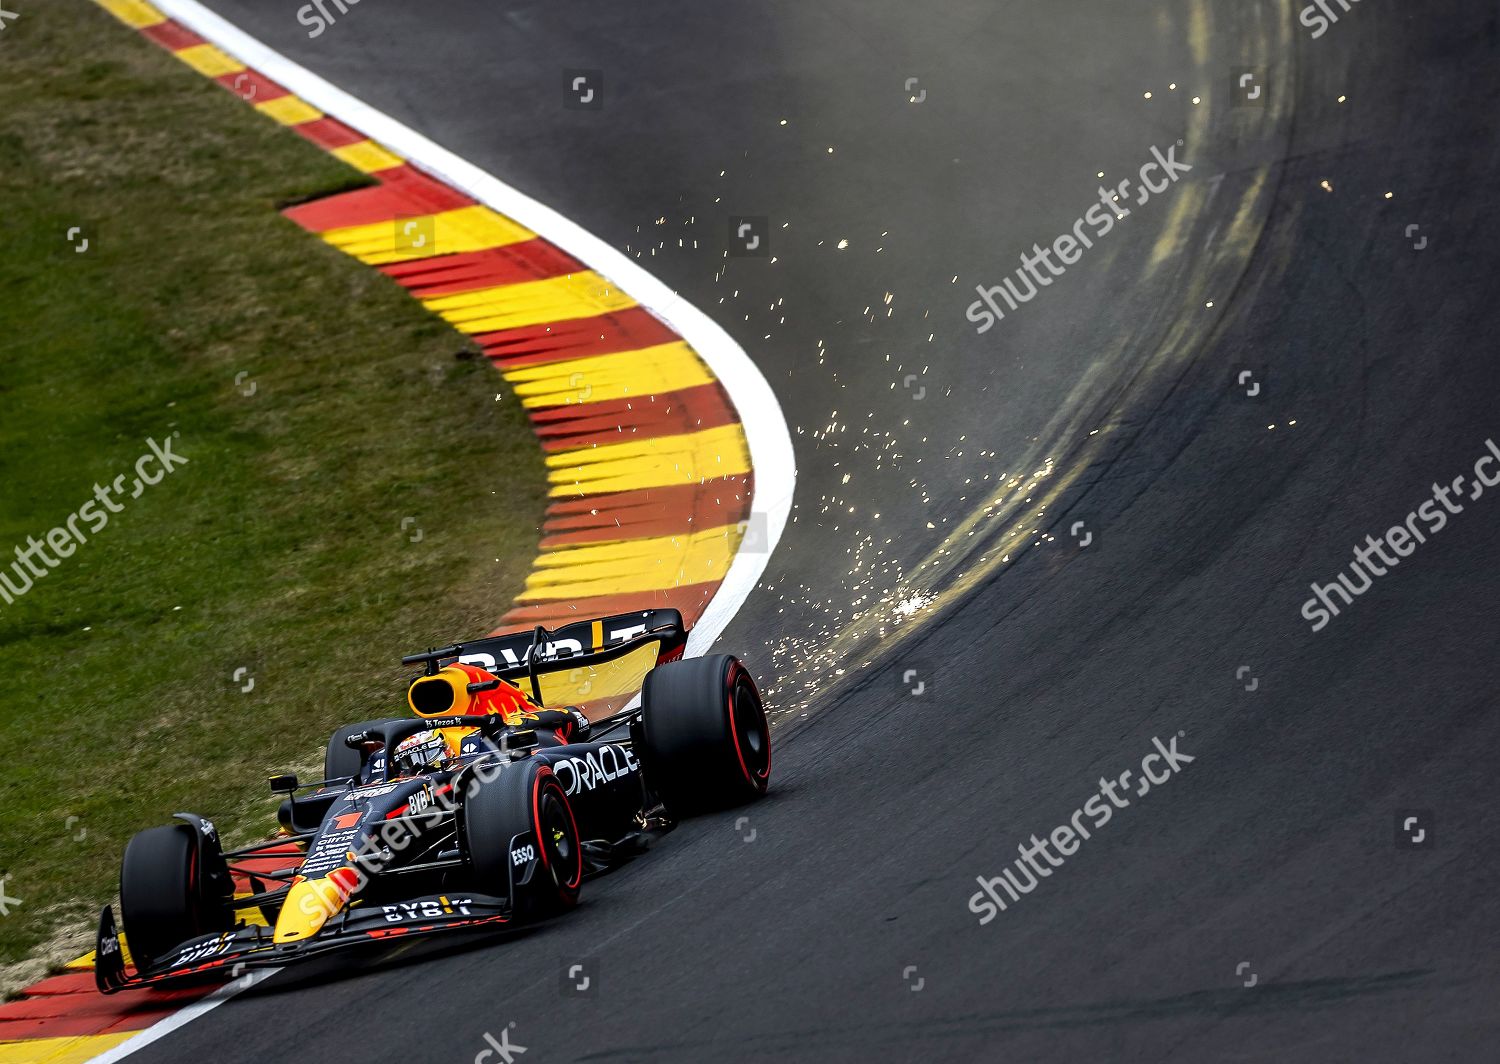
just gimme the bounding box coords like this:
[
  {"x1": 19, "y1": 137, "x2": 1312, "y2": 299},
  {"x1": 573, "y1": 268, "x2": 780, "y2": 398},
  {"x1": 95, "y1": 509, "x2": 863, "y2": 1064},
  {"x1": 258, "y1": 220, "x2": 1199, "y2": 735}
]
[{"x1": 393, "y1": 730, "x2": 448, "y2": 777}]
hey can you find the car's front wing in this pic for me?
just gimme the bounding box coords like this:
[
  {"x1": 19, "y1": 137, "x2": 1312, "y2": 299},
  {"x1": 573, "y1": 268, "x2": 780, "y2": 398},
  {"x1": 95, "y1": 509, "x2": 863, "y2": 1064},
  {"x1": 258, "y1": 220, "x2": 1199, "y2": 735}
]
[{"x1": 94, "y1": 892, "x2": 512, "y2": 994}]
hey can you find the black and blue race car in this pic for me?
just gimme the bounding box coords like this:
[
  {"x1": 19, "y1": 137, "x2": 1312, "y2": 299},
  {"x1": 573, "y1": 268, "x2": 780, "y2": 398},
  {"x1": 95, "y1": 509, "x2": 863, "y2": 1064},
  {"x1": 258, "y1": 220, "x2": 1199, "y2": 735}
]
[{"x1": 95, "y1": 610, "x2": 771, "y2": 992}]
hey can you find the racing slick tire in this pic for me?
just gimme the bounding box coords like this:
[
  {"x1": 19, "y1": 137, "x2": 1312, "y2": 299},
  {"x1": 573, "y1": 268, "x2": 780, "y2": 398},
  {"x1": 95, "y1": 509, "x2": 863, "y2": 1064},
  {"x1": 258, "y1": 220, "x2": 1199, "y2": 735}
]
[
  {"x1": 463, "y1": 760, "x2": 582, "y2": 920},
  {"x1": 640, "y1": 654, "x2": 771, "y2": 816},
  {"x1": 325, "y1": 718, "x2": 388, "y2": 781},
  {"x1": 119, "y1": 823, "x2": 234, "y2": 971}
]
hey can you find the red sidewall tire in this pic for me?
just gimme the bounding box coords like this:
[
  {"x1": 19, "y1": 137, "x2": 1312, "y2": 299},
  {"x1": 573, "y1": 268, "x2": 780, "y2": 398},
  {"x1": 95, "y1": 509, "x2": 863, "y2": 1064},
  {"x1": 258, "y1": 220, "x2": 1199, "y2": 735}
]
[
  {"x1": 532, "y1": 769, "x2": 583, "y2": 902},
  {"x1": 464, "y1": 760, "x2": 582, "y2": 919},
  {"x1": 641, "y1": 654, "x2": 772, "y2": 815}
]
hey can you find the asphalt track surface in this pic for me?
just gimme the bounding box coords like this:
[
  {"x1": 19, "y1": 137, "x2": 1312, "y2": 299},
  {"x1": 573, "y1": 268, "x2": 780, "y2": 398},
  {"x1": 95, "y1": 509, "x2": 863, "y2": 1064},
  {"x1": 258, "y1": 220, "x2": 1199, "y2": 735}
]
[{"x1": 139, "y1": 1, "x2": 1500, "y2": 1060}]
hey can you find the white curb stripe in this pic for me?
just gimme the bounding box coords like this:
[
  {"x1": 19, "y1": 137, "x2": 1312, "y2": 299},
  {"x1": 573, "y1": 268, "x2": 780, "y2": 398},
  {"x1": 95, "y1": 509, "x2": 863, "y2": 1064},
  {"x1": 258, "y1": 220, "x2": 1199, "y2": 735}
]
[{"x1": 85, "y1": 970, "x2": 278, "y2": 1064}]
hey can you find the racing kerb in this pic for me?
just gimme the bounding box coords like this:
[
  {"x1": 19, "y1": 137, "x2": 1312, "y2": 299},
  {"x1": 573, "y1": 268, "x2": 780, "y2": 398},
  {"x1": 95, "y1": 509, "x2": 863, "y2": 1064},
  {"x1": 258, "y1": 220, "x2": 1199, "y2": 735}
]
[
  {"x1": 0, "y1": 1, "x2": 793, "y2": 1060},
  {"x1": 85, "y1": 0, "x2": 793, "y2": 644}
]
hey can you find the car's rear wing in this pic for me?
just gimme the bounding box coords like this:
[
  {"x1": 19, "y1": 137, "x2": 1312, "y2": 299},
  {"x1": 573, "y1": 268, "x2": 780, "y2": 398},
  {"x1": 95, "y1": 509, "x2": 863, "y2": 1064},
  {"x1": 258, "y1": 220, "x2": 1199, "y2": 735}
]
[{"x1": 401, "y1": 608, "x2": 687, "y2": 707}]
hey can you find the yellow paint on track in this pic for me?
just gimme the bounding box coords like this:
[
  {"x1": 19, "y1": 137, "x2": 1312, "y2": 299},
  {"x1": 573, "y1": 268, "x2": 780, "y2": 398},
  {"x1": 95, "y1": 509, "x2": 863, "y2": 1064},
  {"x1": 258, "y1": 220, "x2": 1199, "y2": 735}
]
[
  {"x1": 96, "y1": 0, "x2": 164, "y2": 27},
  {"x1": 172, "y1": 42, "x2": 243, "y2": 77},
  {"x1": 503, "y1": 342, "x2": 713, "y2": 408},
  {"x1": 254, "y1": 95, "x2": 322, "y2": 126},
  {"x1": 329, "y1": 140, "x2": 404, "y2": 174},
  {"x1": 544, "y1": 423, "x2": 750, "y2": 498},
  {"x1": 423, "y1": 271, "x2": 635, "y2": 333},
  {"x1": 0, "y1": 1031, "x2": 139, "y2": 1064},
  {"x1": 520, "y1": 523, "x2": 744, "y2": 602},
  {"x1": 318, "y1": 205, "x2": 535, "y2": 265}
]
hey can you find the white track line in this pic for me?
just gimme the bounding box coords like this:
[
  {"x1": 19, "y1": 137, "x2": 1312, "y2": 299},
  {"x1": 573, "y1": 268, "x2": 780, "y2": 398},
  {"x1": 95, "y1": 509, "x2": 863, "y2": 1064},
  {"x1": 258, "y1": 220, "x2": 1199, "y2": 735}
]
[
  {"x1": 87, "y1": 970, "x2": 278, "y2": 1063},
  {"x1": 156, "y1": 0, "x2": 796, "y2": 659},
  {"x1": 83, "y1": 4, "x2": 795, "y2": 1060}
]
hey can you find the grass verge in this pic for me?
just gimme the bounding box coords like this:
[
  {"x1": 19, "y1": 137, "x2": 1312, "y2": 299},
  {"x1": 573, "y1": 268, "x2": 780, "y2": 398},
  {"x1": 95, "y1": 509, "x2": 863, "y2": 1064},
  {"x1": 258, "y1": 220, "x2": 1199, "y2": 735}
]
[{"x1": 0, "y1": 0, "x2": 547, "y2": 978}]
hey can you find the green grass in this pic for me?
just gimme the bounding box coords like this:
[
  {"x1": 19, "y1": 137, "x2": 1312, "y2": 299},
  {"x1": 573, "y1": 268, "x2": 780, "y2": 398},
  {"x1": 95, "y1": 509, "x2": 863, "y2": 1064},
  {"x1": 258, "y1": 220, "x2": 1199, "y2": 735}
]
[{"x1": 0, "y1": 1, "x2": 547, "y2": 968}]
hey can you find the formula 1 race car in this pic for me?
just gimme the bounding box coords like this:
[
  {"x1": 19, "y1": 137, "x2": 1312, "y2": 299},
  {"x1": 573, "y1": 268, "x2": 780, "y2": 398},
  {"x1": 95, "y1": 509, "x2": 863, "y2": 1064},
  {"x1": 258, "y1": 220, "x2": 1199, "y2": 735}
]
[{"x1": 94, "y1": 610, "x2": 770, "y2": 992}]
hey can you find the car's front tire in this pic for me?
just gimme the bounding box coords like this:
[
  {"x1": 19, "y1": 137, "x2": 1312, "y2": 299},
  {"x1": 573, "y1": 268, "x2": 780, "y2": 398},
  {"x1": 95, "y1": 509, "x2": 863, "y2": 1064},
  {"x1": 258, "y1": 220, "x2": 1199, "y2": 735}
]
[
  {"x1": 462, "y1": 760, "x2": 581, "y2": 920},
  {"x1": 119, "y1": 823, "x2": 234, "y2": 971}
]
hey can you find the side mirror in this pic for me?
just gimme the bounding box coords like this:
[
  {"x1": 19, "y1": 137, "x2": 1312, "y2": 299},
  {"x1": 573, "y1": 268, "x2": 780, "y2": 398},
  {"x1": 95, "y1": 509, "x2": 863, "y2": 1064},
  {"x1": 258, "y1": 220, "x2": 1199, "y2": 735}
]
[
  {"x1": 467, "y1": 678, "x2": 500, "y2": 694},
  {"x1": 268, "y1": 773, "x2": 299, "y2": 795}
]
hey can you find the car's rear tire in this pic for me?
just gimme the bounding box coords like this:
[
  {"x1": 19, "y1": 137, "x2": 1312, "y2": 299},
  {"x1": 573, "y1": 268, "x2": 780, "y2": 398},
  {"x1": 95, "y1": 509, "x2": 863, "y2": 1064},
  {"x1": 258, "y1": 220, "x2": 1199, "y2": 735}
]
[
  {"x1": 640, "y1": 654, "x2": 771, "y2": 815},
  {"x1": 462, "y1": 760, "x2": 581, "y2": 920},
  {"x1": 325, "y1": 719, "x2": 388, "y2": 781},
  {"x1": 119, "y1": 823, "x2": 234, "y2": 971}
]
